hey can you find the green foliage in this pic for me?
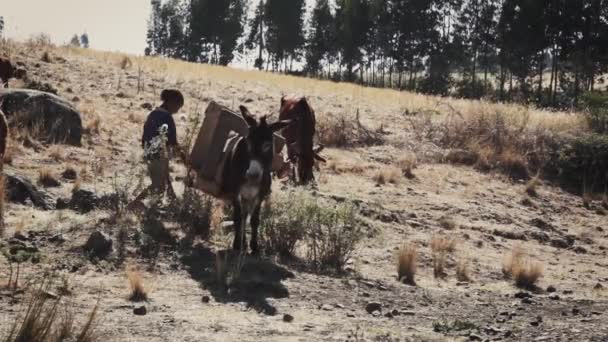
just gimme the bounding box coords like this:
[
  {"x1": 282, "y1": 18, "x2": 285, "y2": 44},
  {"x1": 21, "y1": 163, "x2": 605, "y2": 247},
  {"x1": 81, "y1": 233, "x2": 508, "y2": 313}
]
[
  {"x1": 545, "y1": 133, "x2": 608, "y2": 193},
  {"x1": 260, "y1": 189, "x2": 363, "y2": 273},
  {"x1": 433, "y1": 319, "x2": 478, "y2": 334},
  {"x1": 581, "y1": 92, "x2": 608, "y2": 134}
]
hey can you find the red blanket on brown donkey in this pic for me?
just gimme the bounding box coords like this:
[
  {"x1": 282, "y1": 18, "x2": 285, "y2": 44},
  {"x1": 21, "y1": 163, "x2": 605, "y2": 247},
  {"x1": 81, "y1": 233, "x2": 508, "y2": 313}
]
[{"x1": 279, "y1": 96, "x2": 325, "y2": 184}]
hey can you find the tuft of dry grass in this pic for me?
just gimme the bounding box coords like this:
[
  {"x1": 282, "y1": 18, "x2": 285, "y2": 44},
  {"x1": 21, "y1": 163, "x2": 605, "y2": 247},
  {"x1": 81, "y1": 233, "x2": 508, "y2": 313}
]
[
  {"x1": 326, "y1": 158, "x2": 369, "y2": 175},
  {"x1": 373, "y1": 166, "x2": 401, "y2": 185},
  {"x1": 439, "y1": 216, "x2": 457, "y2": 230},
  {"x1": 4, "y1": 278, "x2": 99, "y2": 342},
  {"x1": 456, "y1": 257, "x2": 471, "y2": 282},
  {"x1": 502, "y1": 245, "x2": 543, "y2": 289},
  {"x1": 525, "y1": 174, "x2": 541, "y2": 197},
  {"x1": 431, "y1": 235, "x2": 457, "y2": 279},
  {"x1": 47, "y1": 145, "x2": 66, "y2": 162},
  {"x1": 397, "y1": 153, "x2": 418, "y2": 179},
  {"x1": 41, "y1": 51, "x2": 52, "y2": 63},
  {"x1": 38, "y1": 168, "x2": 60, "y2": 187},
  {"x1": 126, "y1": 267, "x2": 148, "y2": 302},
  {"x1": 397, "y1": 244, "x2": 417, "y2": 285},
  {"x1": 582, "y1": 191, "x2": 593, "y2": 209},
  {"x1": 119, "y1": 56, "x2": 133, "y2": 70},
  {"x1": 86, "y1": 116, "x2": 101, "y2": 135}
]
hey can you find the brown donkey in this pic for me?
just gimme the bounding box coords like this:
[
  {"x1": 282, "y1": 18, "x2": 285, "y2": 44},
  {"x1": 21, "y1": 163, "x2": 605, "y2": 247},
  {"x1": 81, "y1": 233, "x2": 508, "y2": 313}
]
[
  {"x1": 279, "y1": 96, "x2": 325, "y2": 184},
  {"x1": 221, "y1": 105, "x2": 291, "y2": 254}
]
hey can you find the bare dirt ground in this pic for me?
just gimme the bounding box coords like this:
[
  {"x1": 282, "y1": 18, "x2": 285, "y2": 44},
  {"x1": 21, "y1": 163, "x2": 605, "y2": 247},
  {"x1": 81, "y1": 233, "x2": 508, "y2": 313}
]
[{"x1": 1, "y1": 43, "x2": 607, "y2": 342}]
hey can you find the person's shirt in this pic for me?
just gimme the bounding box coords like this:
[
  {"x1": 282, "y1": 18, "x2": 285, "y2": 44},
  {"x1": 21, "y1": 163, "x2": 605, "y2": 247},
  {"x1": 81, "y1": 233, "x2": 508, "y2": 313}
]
[{"x1": 141, "y1": 107, "x2": 178, "y2": 149}]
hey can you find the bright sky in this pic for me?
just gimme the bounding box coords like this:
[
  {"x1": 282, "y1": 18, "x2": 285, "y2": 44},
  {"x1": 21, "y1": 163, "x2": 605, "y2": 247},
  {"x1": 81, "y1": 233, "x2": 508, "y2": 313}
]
[{"x1": 2, "y1": 0, "x2": 151, "y2": 55}]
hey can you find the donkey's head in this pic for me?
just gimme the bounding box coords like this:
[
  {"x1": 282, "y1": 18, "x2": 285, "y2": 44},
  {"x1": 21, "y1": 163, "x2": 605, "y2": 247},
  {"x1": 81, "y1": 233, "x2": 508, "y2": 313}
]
[{"x1": 239, "y1": 105, "x2": 291, "y2": 183}]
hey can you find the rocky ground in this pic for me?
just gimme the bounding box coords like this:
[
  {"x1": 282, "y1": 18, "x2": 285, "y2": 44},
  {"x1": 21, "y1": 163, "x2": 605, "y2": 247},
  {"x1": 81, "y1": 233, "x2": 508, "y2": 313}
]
[{"x1": 0, "y1": 43, "x2": 607, "y2": 342}]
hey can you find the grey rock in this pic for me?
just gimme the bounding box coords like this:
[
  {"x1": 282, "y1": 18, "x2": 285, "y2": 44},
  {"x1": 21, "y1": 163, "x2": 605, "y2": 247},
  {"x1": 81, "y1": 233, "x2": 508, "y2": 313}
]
[
  {"x1": 365, "y1": 302, "x2": 382, "y2": 314},
  {"x1": 5, "y1": 172, "x2": 54, "y2": 210},
  {"x1": 84, "y1": 231, "x2": 113, "y2": 258},
  {"x1": 0, "y1": 89, "x2": 82, "y2": 145},
  {"x1": 133, "y1": 306, "x2": 147, "y2": 315}
]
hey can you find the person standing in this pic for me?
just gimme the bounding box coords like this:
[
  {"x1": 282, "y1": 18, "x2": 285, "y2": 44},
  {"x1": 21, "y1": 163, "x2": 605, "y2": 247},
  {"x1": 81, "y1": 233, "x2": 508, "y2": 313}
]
[{"x1": 132, "y1": 89, "x2": 185, "y2": 205}]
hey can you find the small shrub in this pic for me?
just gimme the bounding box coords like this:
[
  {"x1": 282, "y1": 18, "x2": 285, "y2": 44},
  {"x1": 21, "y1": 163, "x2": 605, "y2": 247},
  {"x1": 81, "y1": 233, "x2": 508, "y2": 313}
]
[
  {"x1": 41, "y1": 51, "x2": 52, "y2": 63},
  {"x1": 456, "y1": 257, "x2": 471, "y2": 282},
  {"x1": 47, "y1": 145, "x2": 65, "y2": 162},
  {"x1": 499, "y1": 148, "x2": 529, "y2": 180},
  {"x1": 502, "y1": 245, "x2": 542, "y2": 289},
  {"x1": 3, "y1": 276, "x2": 99, "y2": 342},
  {"x1": 126, "y1": 267, "x2": 148, "y2": 302},
  {"x1": 372, "y1": 167, "x2": 401, "y2": 185},
  {"x1": 397, "y1": 153, "x2": 417, "y2": 179},
  {"x1": 582, "y1": 191, "x2": 593, "y2": 209},
  {"x1": 581, "y1": 91, "x2": 608, "y2": 134},
  {"x1": 177, "y1": 188, "x2": 213, "y2": 239},
  {"x1": 86, "y1": 116, "x2": 101, "y2": 135},
  {"x1": 38, "y1": 168, "x2": 60, "y2": 187},
  {"x1": 317, "y1": 112, "x2": 383, "y2": 148},
  {"x1": 544, "y1": 133, "x2": 608, "y2": 194},
  {"x1": 119, "y1": 56, "x2": 133, "y2": 70},
  {"x1": 397, "y1": 244, "x2": 417, "y2": 285},
  {"x1": 430, "y1": 235, "x2": 456, "y2": 279},
  {"x1": 438, "y1": 216, "x2": 457, "y2": 230},
  {"x1": 306, "y1": 203, "x2": 362, "y2": 273},
  {"x1": 525, "y1": 174, "x2": 541, "y2": 197},
  {"x1": 262, "y1": 189, "x2": 363, "y2": 272},
  {"x1": 260, "y1": 193, "x2": 308, "y2": 257}
]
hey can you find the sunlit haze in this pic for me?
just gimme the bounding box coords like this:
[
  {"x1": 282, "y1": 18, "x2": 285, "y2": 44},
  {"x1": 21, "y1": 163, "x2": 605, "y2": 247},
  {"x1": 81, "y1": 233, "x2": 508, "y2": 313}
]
[{"x1": 2, "y1": 0, "x2": 151, "y2": 55}]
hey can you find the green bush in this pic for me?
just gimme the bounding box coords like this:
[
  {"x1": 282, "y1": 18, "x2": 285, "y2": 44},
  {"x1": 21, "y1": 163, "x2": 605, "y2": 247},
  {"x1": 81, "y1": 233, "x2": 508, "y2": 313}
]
[
  {"x1": 581, "y1": 92, "x2": 608, "y2": 134},
  {"x1": 261, "y1": 189, "x2": 363, "y2": 273},
  {"x1": 545, "y1": 133, "x2": 608, "y2": 193}
]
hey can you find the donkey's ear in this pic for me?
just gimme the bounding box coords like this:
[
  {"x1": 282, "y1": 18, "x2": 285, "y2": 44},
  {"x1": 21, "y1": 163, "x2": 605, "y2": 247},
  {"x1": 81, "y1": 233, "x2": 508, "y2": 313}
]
[
  {"x1": 280, "y1": 96, "x2": 287, "y2": 108},
  {"x1": 239, "y1": 105, "x2": 257, "y2": 127},
  {"x1": 269, "y1": 120, "x2": 293, "y2": 133}
]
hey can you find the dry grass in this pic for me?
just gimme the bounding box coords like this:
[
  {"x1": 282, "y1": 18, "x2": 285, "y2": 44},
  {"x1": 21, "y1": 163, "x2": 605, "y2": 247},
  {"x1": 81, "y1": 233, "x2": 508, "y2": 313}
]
[
  {"x1": 456, "y1": 257, "x2": 471, "y2": 282},
  {"x1": 430, "y1": 235, "x2": 457, "y2": 279},
  {"x1": 397, "y1": 244, "x2": 417, "y2": 285},
  {"x1": 86, "y1": 115, "x2": 101, "y2": 135},
  {"x1": 502, "y1": 245, "x2": 543, "y2": 289},
  {"x1": 438, "y1": 216, "x2": 457, "y2": 230},
  {"x1": 4, "y1": 278, "x2": 99, "y2": 342},
  {"x1": 58, "y1": 45, "x2": 583, "y2": 135},
  {"x1": 583, "y1": 191, "x2": 593, "y2": 209},
  {"x1": 326, "y1": 159, "x2": 369, "y2": 175},
  {"x1": 119, "y1": 56, "x2": 133, "y2": 70},
  {"x1": 525, "y1": 174, "x2": 541, "y2": 197},
  {"x1": 38, "y1": 168, "x2": 60, "y2": 187},
  {"x1": 47, "y1": 145, "x2": 65, "y2": 162},
  {"x1": 126, "y1": 267, "x2": 148, "y2": 302},
  {"x1": 41, "y1": 50, "x2": 52, "y2": 63},
  {"x1": 397, "y1": 153, "x2": 418, "y2": 179},
  {"x1": 372, "y1": 166, "x2": 401, "y2": 185}
]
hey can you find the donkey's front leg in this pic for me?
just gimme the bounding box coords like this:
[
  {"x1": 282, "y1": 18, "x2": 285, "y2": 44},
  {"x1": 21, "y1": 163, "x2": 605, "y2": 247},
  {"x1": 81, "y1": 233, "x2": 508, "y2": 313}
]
[
  {"x1": 250, "y1": 202, "x2": 262, "y2": 255},
  {"x1": 232, "y1": 200, "x2": 245, "y2": 251}
]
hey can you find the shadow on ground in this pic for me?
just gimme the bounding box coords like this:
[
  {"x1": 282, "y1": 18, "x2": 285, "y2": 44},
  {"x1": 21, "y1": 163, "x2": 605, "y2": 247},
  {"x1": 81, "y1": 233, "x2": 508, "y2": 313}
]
[{"x1": 180, "y1": 243, "x2": 294, "y2": 315}]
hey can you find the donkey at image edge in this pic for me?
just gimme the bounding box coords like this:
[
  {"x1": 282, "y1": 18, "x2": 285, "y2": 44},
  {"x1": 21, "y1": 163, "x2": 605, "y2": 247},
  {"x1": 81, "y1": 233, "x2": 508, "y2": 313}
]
[{"x1": 222, "y1": 105, "x2": 291, "y2": 254}]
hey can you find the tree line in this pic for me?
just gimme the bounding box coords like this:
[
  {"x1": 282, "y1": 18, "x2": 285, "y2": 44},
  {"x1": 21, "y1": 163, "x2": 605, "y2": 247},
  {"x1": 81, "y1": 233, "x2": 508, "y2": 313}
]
[{"x1": 147, "y1": 0, "x2": 608, "y2": 108}]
